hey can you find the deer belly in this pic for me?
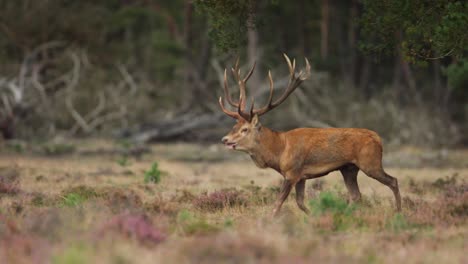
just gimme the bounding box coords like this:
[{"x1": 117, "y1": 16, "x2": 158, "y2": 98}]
[{"x1": 301, "y1": 162, "x2": 345, "y2": 176}]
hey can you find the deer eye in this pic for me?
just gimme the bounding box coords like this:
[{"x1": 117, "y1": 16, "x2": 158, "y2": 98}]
[{"x1": 241, "y1": 128, "x2": 248, "y2": 133}]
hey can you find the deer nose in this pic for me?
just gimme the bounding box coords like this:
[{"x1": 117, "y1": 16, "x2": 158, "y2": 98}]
[{"x1": 221, "y1": 137, "x2": 228, "y2": 144}]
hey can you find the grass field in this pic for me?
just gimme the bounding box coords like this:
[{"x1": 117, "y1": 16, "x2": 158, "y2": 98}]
[{"x1": 1, "y1": 139, "x2": 467, "y2": 264}]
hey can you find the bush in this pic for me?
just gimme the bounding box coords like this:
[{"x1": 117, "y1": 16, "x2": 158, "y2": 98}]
[
  {"x1": 52, "y1": 244, "x2": 91, "y2": 264},
  {"x1": 144, "y1": 162, "x2": 161, "y2": 184},
  {"x1": 309, "y1": 191, "x2": 356, "y2": 216},
  {"x1": 40, "y1": 143, "x2": 76, "y2": 156},
  {"x1": 0, "y1": 167, "x2": 20, "y2": 195},
  {"x1": 193, "y1": 189, "x2": 247, "y2": 212},
  {"x1": 59, "y1": 186, "x2": 100, "y2": 207},
  {"x1": 98, "y1": 213, "x2": 166, "y2": 245},
  {"x1": 176, "y1": 209, "x2": 219, "y2": 235},
  {"x1": 385, "y1": 213, "x2": 412, "y2": 232},
  {"x1": 309, "y1": 191, "x2": 358, "y2": 231}
]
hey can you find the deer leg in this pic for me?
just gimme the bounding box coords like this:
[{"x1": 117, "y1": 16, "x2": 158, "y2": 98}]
[
  {"x1": 361, "y1": 168, "x2": 401, "y2": 211},
  {"x1": 358, "y1": 144, "x2": 402, "y2": 211},
  {"x1": 340, "y1": 165, "x2": 361, "y2": 203},
  {"x1": 295, "y1": 179, "x2": 310, "y2": 214},
  {"x1": 272, "y1": 179, "x2": 295, "y2": 216}
]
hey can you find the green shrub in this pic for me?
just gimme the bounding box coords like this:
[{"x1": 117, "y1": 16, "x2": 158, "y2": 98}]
[
  {"x1": 116, "y1": 156, "x2": 130, "y2": 167},
  {"x1": 41, "y1": 143, "x2": 76, "y2": 156},
  {"x1": 309, "y1": 191, "x2": 358, "y2": 231},
  {"x1": 309, "y1": 191, "x2": 356, "y2": 216},
  {"x1": 52, "y1": 244, "x2": 91, "y2": 264},
  {"x1": 61, "y1": 193, "x2": 87, "y2": 207},
  {"x1": 144, "y1": 162, "x2": 161, "y2": 184},
  {"x1": 59, "y1": 186, "x2": 99, "y2": 207},
  {"x1": 176, "y1": 209, "x2": 219, "y2": 235},
  {"x1": 386, "y1": 213, "x2": 412, "y2": 232}
]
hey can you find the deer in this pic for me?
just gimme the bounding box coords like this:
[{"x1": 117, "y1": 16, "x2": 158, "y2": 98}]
[{"x1": 219, "y1": 54, "x2": 401, "y2": 216}]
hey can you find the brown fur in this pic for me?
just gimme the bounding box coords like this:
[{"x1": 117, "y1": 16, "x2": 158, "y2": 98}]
[{"x1": 222, "y1": 117, "x2": 401, "y2": 216}]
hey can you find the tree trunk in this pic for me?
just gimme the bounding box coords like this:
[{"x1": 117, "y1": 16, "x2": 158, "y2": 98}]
[
  {"x1": 347, "y1": 0, "x2": 358, "y2": 86},
  {"x1": 182, "y1": 0, "x2": 194, "y2": 110},
  {"x1": 297, "y1": 0, "x2": 307, "y2": 56},
  {"x1": 247, "y1": 1, "x2": 261, "y2": 95},
  {"x1": 320, "y1": 0, "x2": 329, "y2": 60}
]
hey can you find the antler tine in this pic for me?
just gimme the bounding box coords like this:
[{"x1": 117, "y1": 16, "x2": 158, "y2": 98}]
[
  {"x1": 301, "y1": 57, "x2": 311, "y2": 80},
  {"x1": 283, "y1": 53, "x2": 294, "y2": 75},
  {"x1": 223, "y1": 69, "x2": 239, "y2": 107},
  {"x1": 253, "y1": 54, "x2": 311, "y2": 116},
  {"x1": 243, "y1": 61, "x2": 256, "y2": 82},
  {"x1": 231, "y1": 61, "x2": 247, "y2": 112},
  {"x1": 266, "y1": 70, "x2": 274, "y2": 105},
  {"x1": 219, "y1": 96, "x2": 240, "y2": 119}
]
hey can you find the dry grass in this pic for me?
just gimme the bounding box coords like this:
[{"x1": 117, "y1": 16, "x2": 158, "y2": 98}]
[{"x1": 0, "y1": 139, "x2": 467, "y2": 264}]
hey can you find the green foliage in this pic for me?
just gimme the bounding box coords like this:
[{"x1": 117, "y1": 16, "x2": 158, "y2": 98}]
[
  {"x1": 52, "y1": 243, "x2": 92, "y2": 264},
  {"x1": 309, "y1": 191, "x2": 358, "y2": 231},
  {"x1": 431, "y1": 174, "x2": 458, "y2": 189},
  {"x1": 5, "y1": 141, "x2": 25, "y2": 153},
  {"x1": 116, "y1": 156, "x2": 130, "y2": 167},
  {"x1": 59, "y1": 186, "x2": 99, "y2": 207},
  {"x1": 144, "y1": 162, "x2": 161, "y2": 184},
  {"x1": 41, "y1": 143, "x2": 76, "y2": 156},
  {"x1": 176, "y1": 209, "x2": 219, "y2": 235},
  {"x1": 385, "y1": 213, "x2": 412, "y2": 232},
  {"x1": 194, "y1": 0, "x2": 253, "y2": 51},
  {"x1": 445, "y1": 58, "x2": 468, "y2": 89},
  {"x1": 360, "y1": 0, "x2": 468, "y2": 62},
  {"x1": 309, "y1": 191, "x2": 356, "y2": 216},
  {"x1": 31, "y1": 195, "x2": 49, "y2": 207},
  {"x1": 224, "y1": 217, "x2": 234, "y2": 228},
  {"x1": 61, "y1": 193, "x2": 87, "y2": 207}
]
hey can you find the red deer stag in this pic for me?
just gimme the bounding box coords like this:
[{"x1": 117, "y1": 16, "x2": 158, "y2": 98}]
[{"x1": 219, "y1": 54, "x2": 401, "y2": 216}]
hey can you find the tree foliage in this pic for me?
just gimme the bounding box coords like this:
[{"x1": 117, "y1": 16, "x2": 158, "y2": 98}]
[
  {"x1": 359, "y1": 0, "x2": 468, "y2": 62},
  {"x1": 194, "y1": 0, "x2": 254, "y2": 51}
]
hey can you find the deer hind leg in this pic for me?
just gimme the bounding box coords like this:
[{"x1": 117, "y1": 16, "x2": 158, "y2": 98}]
[
  {"x1": 357, "y1": 142, "x2": 402, "y2": 211},
  {"x1": 295, "y1": 179, "x2": 310, "y2": 214},
  {"x1": 358, "y1": 160, "x2": 401, "y2": 211},
  {"x1": 340, "y1": 165, "x2": 361, "y2": 203}
]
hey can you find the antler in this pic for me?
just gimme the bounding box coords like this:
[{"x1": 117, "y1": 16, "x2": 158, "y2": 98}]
[
  {"x1": 219, "y1": 54, "x2": 310, "y2": 121},
  {"x1": 218, "y1": 58, "x2": 256, "y2": 121}
]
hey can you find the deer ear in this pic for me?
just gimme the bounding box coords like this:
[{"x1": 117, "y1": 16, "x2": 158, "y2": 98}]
[{"x1": 251, "y1": 114, "x2": 260, "y2": 127}]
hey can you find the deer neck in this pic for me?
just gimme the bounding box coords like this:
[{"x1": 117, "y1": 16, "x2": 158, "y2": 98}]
[{"x1": 249, "y1": 127, "x2": 284, "y2": 171}]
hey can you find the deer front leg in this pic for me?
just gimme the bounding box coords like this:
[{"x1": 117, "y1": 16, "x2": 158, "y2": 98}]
[
  {"x1": 272, "y1": 170, "x2": 301, "y2": 216},
  {"x1": 272, "y1": 179, "x2": 294, "y2": 216}
]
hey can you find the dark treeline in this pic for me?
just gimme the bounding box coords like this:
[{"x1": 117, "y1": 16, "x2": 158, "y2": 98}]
[{"x1": 0, "y1": 0, "x2": 466, "y2": 146}]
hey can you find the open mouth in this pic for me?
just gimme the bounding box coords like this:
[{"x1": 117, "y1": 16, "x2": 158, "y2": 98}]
[{"x1": 224, "y1": 142, "x2": 237, "y2": 149}]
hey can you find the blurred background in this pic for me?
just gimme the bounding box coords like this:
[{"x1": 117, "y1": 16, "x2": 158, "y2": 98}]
[{"x1": 0, "y1": 0, "x2": 466, "y2": 147}]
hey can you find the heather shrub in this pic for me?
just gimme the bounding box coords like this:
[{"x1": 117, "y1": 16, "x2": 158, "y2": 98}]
[
  {"x1": 176, "y1": 209, "x2": 219, "y2": 236},
  {"x1": 385, "y1": 213, "x2": 412, "y2": 232},
  {"x1": 178, "y1": 232, "x2": 278, "y2": 264},
  {"x1": 0, "y1": 167, "x2": 20, "y2": 195},
  {"x1": 145, "y1": 195, "x2": 179, "y2": 216},
  {"x1": 101, "y1": 188, "x2": 143, "y2": 213},
  {"x1": 243, "y1": 185, "x2": 279, "y2": 205},
  {"x1": 99, "y1": 213, "x2": 166, "y2": 245},
  {"x1": 193, "y1": 189, "x2": 247, "y2": 212}
]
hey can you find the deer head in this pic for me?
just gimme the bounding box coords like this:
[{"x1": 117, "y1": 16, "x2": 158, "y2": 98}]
[{"x1": 220, "y1": 54, "x2": 310, "y2": 151}]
